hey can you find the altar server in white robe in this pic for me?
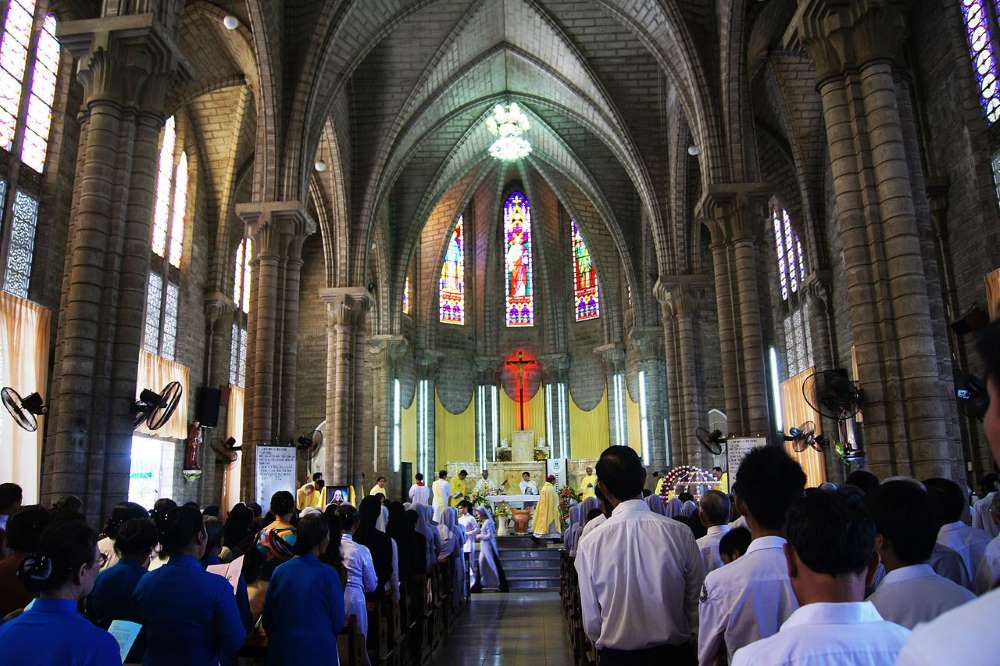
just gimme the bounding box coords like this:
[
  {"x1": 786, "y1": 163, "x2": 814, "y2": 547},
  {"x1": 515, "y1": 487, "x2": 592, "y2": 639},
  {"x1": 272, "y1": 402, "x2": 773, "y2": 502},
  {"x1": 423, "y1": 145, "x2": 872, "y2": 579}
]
[
  {"x1": 731, "y1": 491, "x2": 909, "y2": 666},
  {"x1": 338, "y1": 505, "x2": 378, "y2": 644},
  {"x1": 925, "y1": 477, "x2": 991, "y2": 586},
  {"x1": 699, "y1": 447, "x2": 805, "y2": 666},
  {"x1": 458, "y1": 501, "x2": 479, "y2": 586},
  {"x1": 408, "y1": 473, "x2": 432, "y2": 506},
  {"x1": 696, "y1": 490, "x2": 732, "y2": 575},
  {"x1": 471, "y1": 507, "x2": 509, "y2": 593},
  {"x1": 865, "y1": 480, "x2": 973, "y2": 628},
  {"x1": 431, "y1": 470, "x2": 451, "y2": 523}
]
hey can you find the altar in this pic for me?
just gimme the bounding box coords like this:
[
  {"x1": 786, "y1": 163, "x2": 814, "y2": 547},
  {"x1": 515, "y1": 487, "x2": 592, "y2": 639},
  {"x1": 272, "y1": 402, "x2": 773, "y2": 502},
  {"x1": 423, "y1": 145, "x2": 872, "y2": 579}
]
[{"x1": 483, "y1": 494, "x2": 540, "y2": 509}]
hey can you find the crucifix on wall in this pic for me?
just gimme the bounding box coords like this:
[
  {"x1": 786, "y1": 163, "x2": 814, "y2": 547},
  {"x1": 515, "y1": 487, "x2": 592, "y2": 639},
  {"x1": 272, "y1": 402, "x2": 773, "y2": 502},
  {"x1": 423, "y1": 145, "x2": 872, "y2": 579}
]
[{"x1": 505, "y1": 350, "x2": 537, "y2": 430}]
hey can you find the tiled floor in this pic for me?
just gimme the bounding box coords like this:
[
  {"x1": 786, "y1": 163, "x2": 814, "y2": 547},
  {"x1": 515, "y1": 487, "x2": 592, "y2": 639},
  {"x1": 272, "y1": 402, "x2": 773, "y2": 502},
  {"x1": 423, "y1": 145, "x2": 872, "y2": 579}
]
[{"x1": 434, "y1": 591, "x2": 574, "y2": 666}]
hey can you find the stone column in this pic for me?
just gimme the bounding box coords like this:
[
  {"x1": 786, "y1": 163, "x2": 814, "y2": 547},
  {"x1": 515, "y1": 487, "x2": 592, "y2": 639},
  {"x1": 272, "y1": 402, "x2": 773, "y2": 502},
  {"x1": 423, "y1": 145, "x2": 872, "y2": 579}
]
[
  {"x1": 474, "y1": 356, "x2": 502, "y2": 464},
  {"x1": 656, "y1": 291, "x2": 684, "y2": 466},
  {"x1": 595, "y1": 343, "x2": 626, "y2": 446},
  {"x1": 415, "y1": 350, "x2": 444, "y2": 478},
  {"x1": 319, "y1": 288, "x2": 372, "y2": 487},
  {"x1": 235, "y1": 202, "x2": 314, "y2": 499},
  {"x1": 791, "y1": 0, "x2": 953, "y2": 478},
  {"x1": 44, "y1": 6, "x2": 187, "y2": 521},
  {"x1": 367, "y1": 335, "x2": 410, "y2": 481},
  {"x1": 539, "y1": 353, "x2": 570, "y2": 459},
  {"x1": 626, "y1": 327, "x2": 666, "y2": 470}
]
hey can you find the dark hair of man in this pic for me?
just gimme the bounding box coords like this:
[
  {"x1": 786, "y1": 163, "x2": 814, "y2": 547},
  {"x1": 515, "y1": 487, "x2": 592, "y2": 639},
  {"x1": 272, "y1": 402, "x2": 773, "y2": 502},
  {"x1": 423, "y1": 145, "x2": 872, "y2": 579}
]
[
  {"x1": 585, "y1": 508, "x2": 604, "y2": 522},
  {"x1": 733, "y1": 446, "x2": 806, "y2": 530},
  {"x1": 785, "y1": 490, "x2": 875, "y2": 576},
  {"x1": 679, "y1": 491, "x2": 694, "y2": 503},
  {"x1": 293, "y1": 514, "x2": 329, "y2": 556},
  {"x1": 115, "y1": 518, "x2": 158, "y2": 560},
  {"x1": 719, "y1": 526, "x2": 752, "y2": 559},
  {"x1": 979, "y1": 473, "x2": 999, "y2": 497},
  {"x1": 182, "y1": 501, "x2": 200, "y2": 511},
  {"x1": 202, "y1": 505, "x2": 220, "y2": 518},
  {"x1": 321, "y1": 505, "x2": 345, "y2": 571},
  {"x1": 976, "y1": 318, "x2": 1000, "y2": 384},
  {"x1": 595, "y1": 445, "x2": 645, "y2": 501},
  {"x1": 53, "y1": 495, "x2": 83, "y2": 514},
  {"x1": 376, "y1": 476, "x2": 386, "y2": 483},
  {"x1": 102, "y1": 502, "x2": 149, "y2": 541},
  {"x1": 153, "y1": 504, "x2": 204, "y2": 555},
  {"x1": 7, "y1": 505, "x2": 51, "y2": 553},
  {"x1": 0, "y1": 483, "x2": 23, "y2": 513},
  {"x1": 923, "y1": 477, "x2": 966, "y2": 524},
  {"x1": 713, "y1": 466, "x2": 723, "y2": 473},
  {"x1": 438, "y1": 470, "x2": 447, "y2": 479},
  {"x1": 269, "y1": 490, "x2": 296, "y2": 518},
  {"x1": 313, "y1": 472, "x2": 324, "y2": 482},
  {"x1": 700, "y1": 490, "x2": 731, "y2": 525},
  {"x1": 845, "y1": 470, "x2": 880, "y2": 497},
  {"x1": 459, "y1": 470, "x2": 467, "y2": 476},
  {"x1": 152, "y1": 498, "x2": 177, "y2": 515},
  {"x1": 17, "y1": 521, "x2": 97, "y2": 593},
  {"x1": 522, "y1": 472, "x2": 530, "y2": 477},
  {"x1": 223, "y1": 503, "x2": 255, "y2": 550},
  {"x1": 866, "y1": 481, "x2": 937, "y2": 565},
  {"x1": 203, "y1": 516, "x2": 224, "y2": 554},
  {"x1": 415, "y1": 473, "x2": 424, "y2": 483},
  {"x1": 246, "y1": 502, "x2": 263, "y2": 518},
  {"x1": 458, "y1": 500, "x2": 473, "y2": 511},
  {"x1": 335, "y1": 504, "x2": 360, "y2": 532}
]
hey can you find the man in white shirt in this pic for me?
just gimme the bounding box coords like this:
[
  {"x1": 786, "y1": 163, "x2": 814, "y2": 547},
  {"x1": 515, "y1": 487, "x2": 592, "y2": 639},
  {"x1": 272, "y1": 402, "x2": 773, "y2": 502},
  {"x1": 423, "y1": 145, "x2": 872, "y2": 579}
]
[
  {"x1": 519, "y1": 472, "x2": 538, "y2": 495},
  {"x1": 925, "y1": 477, "x2": 991, "y2": 587},
  {"x1": 972, "y1": 473, "x2": 999, "y2": 537},
  {"x1": 865, "y1": 480, "x2": 974, "y2": 628},
  {"x1": 473, "y1": 469, "x2": 491, "y2": 496},
  {"x1": 698, "y1": 446, "x2": 805, "y2": 666},
  {"x1": 896, "y1": 320, "x2": 1000, "y2": 666},
  {"x1": 575, "y1": 446, "x2": 703, "y2": 664},
  {"x1": 431, "y1": 470, "x2": 451, "y2": 523},
  {"x1": 457, "y1": 500, "x2": 480, "y2": 587},
  {"x1": 696, "y1": 490, "x2": 731, "y2": 575},
  {"x1": 408, "y1": 472, "x2": 432, "y2": 506},
  {"x1": 732, "y1": 491, "x2": 909, "y2": 666},
  {"x1": 974, "y1": 516, "x2": 1000, "y2": 593}
]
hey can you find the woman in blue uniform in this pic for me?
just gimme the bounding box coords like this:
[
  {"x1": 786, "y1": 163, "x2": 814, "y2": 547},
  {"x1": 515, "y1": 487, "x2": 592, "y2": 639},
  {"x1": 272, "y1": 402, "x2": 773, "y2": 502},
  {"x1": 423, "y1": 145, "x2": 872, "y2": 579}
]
[
  {"x1": 134, "y1": 503, "x2": 246, "y2": 665},
  {"x1": 88, "y1": 517, "x2": 157, "y2": 626},
  {"x1": 0, "y1": 520, "x2": 120, "y2": 666},
  {"x1": 262, "y1": 513, "x2": 346, "y2": 665}
]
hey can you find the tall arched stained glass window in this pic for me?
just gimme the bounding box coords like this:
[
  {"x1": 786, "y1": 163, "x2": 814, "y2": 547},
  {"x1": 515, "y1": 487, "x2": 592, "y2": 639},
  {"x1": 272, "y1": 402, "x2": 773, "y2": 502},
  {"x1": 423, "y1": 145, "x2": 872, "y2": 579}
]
[
  {"x1": 571, "y1": 220, "x2": 599, "y2": 321},
  {"x1": 230, "y1": 237, "x2": 252, "y2": 386},
  {"x1": 771, "y1": 201, "x2": 813, "y2": 377},
  {"x1": 504, "y1": 192, "x2": 533, "y2": 327},
  {"x1": 961, "y1": 0, "x2": 1000, "y2": 124},
  {"x1": 439, "y1": 216, "x2": 464, "y2": 324},
  {"x1": 402, "y1": 276, "x2": 412, "y2": 315},
  {"x1": 772, "y1": 204, "x2": 806, "y2": 302}
]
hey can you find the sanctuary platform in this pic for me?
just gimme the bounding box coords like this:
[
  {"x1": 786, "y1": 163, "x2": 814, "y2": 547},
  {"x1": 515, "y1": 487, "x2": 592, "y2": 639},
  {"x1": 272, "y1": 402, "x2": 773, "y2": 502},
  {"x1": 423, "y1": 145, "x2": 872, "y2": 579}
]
[{"x1": 497, "y1": 535, "x2": 562, "y2": 591}]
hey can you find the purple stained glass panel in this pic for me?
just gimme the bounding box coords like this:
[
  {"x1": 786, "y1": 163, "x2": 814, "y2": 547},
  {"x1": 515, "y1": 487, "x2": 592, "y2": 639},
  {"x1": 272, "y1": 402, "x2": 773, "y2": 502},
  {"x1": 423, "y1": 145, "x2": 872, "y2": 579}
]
[
  {"x1": 962, "y1": 0, "x2": 1000, "y2": 123},
  {"x1": 143, "y1": 272, "x2": 163, "y2": 354},
  {"x1": 161, "y1": 280, "x2": 179, "y2": 360},
  {"x1": 3, "y1": 189, "x2": 37, "y2": 298},
  {"x1": 20, "y1": 126, "x2": 45, "y2": 172},
  {"x1": 439, "y1": 216, "x2": 464, "y2": 324},
  {"x1": 504, "y1": 192, "x2": 533, "y2": 327},
  {"x1": 571, "y1": 220, "x2": 600, "y2": 321}
]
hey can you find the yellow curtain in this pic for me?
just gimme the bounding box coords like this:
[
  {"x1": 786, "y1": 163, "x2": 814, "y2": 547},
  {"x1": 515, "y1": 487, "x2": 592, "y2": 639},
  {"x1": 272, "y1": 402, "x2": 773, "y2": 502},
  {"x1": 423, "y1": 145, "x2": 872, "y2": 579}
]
[
  {"x1": 435, "y1": 394, "x2": 475, "y2": 465},
  {"x1": 986, "y1": 267, "x2": 1000, "y2": 320},
  {"x1": 499, "y1": 388, "x2": 546, "y2": 444},
  {"x1": 626, "y1": 391, "x2": 641, "y2": 456},
  {"x1": 0, "y1": 293, "x2": 51, "y2": 504},
  {"x1": 780, "y1": 367, "x2": 827, "y2": 488},
  {"x1": 136, "y1": 350, "x2": 189, "y2": 440},
  {"x1": 220, "y1": 385, "x2": 245, "y2": 512},
  {"x1": 570, "y1": 389, "x2": 609, "y2": 460},
  {"x1": 401, "y1": 399, "x2": 416, "y2": 465}
]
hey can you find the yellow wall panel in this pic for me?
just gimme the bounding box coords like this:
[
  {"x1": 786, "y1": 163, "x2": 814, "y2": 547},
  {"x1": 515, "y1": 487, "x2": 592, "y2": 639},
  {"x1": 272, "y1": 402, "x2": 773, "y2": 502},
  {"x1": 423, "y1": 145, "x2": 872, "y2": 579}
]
[
  {"x1": 570, "y1": 389, "x2": 610, "y2": 460},
  {"x1": 626, "y1": 392, "x2": 642, "y2": 456},
  {"x1": 435, "y1": 394, "x2": 475, "y2": 465},
  {"x1": 401, "y1": 400, "x2": 417, "y2": 465}
]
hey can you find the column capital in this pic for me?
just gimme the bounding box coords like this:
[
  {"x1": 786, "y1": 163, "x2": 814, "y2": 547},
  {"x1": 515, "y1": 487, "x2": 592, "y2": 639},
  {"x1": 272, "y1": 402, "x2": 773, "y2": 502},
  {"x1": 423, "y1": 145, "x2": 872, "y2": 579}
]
[
  {"x1": 320, "y1": 287, "x2": 373, "y2": 328},
  {"x1": 784, "y1": 0, "x2": 911, "y2": 83},
  {"x1": 58, "y1": 9, "x2": 191, "y2": 111},
  {"x1": 594, "y1": 343, "x2": 626, "y2": 374},
  {"x1": 803, "y1": 271, "x2": 833, "y2": 310},
  {"x1": 654, "y1": 275, "x2": 711, "y2": 319},
  {"x1": 237, "y1": 201, "x2": 316, "y2": 260},
  {"x1": 695, "y1": 184, "x2": 771, "y2": 244},
  {"x1": 626, "y1": 327, "x2": 662, "y2": 363},
  {"x1": 415, "y1": 349, "x2": 445, "y2": 380},
  {"x1": 204, "y1": 290, "x2": 235, "y2": 325},
  {"x1": 538, "y1": 353, "x2": 570, "y2": 382},
  {"x1": 367, "y1": 335, "x2": 410, "y2": 372},
  {"x1": 473, "y1": 355, "x2": 503, "y2": 384}
]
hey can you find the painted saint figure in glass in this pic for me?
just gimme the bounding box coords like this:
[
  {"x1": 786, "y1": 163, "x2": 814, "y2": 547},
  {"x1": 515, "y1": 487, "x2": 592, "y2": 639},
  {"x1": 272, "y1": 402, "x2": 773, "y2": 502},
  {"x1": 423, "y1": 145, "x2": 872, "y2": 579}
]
[
  {"x1": 504, "y1": 193, "x2": 533, "y2": 327},
  {"x1": 571, "y1": 220, "x2": 599, "y2": 321}
]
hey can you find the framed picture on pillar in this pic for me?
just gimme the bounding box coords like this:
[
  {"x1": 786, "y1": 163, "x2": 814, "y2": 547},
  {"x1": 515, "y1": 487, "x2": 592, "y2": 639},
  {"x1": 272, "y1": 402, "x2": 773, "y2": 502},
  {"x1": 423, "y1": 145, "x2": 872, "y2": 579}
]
[{"x1": 326, "y1": 486, "x2": 350, "y2": 506}]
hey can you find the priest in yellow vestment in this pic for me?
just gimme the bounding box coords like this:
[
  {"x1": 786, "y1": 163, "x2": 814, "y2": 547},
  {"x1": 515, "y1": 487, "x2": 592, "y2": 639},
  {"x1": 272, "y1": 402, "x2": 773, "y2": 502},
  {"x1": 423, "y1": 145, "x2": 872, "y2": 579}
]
[
  {"x1": 532, "y1": 475, "x2": 562, "y2": 538},
  {"x1": 450, "y1": 469, "x2": 469, "y2": 507},
  {"x1": 296, "y1": 472, "x2": 327, "y2": 510},
  {"x1": 579, "y1": 467, "x2": 598, "y2": 499}
]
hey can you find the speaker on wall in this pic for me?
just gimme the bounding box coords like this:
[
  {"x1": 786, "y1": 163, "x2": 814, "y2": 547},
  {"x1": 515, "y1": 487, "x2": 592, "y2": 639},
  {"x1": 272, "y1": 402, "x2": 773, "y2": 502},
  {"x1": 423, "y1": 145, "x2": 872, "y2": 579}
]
[
  {"x1": 400, "y1": 462, "x2": 413, "y2": 503},
  {"x1": 195, "y1": 387, "x2": 222, "y2": 428}
]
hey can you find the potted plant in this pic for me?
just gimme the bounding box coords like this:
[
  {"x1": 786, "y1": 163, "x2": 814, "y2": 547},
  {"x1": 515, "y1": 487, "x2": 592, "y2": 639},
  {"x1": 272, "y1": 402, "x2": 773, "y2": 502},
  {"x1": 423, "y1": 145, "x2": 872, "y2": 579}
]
[{"x1": 494, "y1": 502, "x2": 512, "y2": 536}]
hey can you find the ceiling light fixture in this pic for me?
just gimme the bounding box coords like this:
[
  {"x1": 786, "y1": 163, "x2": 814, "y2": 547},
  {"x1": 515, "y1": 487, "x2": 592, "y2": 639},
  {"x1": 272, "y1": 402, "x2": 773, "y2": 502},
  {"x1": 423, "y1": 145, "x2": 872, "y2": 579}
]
[
  {"x1": 314, "y1": 160, "x2": 328, "y2": 172},
  {"x1": 223, "y1": 15, "x2": 240, "y2": 30},
  {"x1": 687, "y1": 144, "x2": 701, "y2": 156},
  {"x1": 486, "y1": 102, "x2": 532, "y2": 161}
]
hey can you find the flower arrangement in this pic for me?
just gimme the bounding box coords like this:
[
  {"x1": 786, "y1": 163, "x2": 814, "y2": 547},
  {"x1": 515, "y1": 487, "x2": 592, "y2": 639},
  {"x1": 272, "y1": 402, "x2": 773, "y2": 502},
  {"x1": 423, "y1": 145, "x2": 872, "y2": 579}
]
[
  {"x1": 469, "y1": 492, "x2": 490, "y2": 508},
  {"x1": 494, "y1": 502, "x2": 512, "y2": 519},
  {"x1": 533, "y1": 448, "x2": 548, "y2": 461},
  {"x1": 558, "y1": 485, "x2": 580, "y2": 527}
]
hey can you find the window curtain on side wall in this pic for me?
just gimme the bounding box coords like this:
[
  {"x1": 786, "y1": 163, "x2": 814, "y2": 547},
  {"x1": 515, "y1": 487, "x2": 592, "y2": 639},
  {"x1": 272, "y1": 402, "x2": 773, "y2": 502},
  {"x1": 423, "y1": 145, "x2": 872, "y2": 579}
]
[
  {"x1": 136, "y1": 350, "x2": 189, "y2": 440},
  {"x1": 780, "y1": 367, "x2": 827, "y2": 488},
  {"x1": 0, "y1": 293, "x2": 51, "y2": 504},
  {"x1": 220, "y1": 385, "x2": 244, "y2": 512},
  {"x1": 569, "y1": 389, "x2": 610, "y2": 461}
]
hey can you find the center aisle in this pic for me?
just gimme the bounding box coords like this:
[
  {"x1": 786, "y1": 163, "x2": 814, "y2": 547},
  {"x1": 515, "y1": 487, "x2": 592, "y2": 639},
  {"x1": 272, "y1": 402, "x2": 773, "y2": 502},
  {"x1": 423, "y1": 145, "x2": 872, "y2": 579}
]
[{"x1": 434, "y1": 591, "x2": 574, "y2": 666}]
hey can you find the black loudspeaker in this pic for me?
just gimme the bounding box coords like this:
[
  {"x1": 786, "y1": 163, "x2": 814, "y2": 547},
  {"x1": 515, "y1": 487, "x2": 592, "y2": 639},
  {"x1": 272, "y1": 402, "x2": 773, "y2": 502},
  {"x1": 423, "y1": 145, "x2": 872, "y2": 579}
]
[
  {"x1": 195, "y1": 387, "x2": 222, "y2": 428},
  {"x1": 400, "y1": 462, "x2": 413, "y2": 503}
]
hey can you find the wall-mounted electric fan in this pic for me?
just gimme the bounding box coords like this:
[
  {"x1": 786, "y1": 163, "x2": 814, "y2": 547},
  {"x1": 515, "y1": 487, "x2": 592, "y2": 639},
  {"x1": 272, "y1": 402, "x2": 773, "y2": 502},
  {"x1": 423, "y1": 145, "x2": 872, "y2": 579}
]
[
  {"x1": 210, "y1": 436, "x2": 241, "y2": 464},
  {"x1": 695, "y1": 426, "x2": 727, "y2": 455},
  {"x1": 782, "y1": 421, "x2": 817, "y2": 452},
  {"x1": 1, "y1": 388, "x2": 47, "y2": 432},
  {"x1": 131, "y1": 381, "x2": 183, "y2": 431}
]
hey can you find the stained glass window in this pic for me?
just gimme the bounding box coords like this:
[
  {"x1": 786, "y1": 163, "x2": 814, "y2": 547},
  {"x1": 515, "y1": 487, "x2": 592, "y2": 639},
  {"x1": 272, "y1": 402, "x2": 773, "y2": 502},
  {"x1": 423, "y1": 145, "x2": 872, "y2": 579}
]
[
  {"x1": 142, "y1": 272, "x2": 163, "y2": 354},
  {"x1": 229, "y1": 322, "x2": 247, "y2": 386},
  {"x1": 153, "y1": 117, "x2": 186, "y2": 268},
  {"x1": 439, "y1": 216, "x2": 464, "y2": 324},
  {"x1": 992, "y1": 151, "x2": 1000, "y2": 209},
  {"x1": 402, "y1": 276, "x2": 411, "y2": 315},
  {"x1": 772, "y1": 205, "x2": 806, "y2": 302},
  {"x1": 504, "y1": 192, "x2": 533, "y2": 327},
  {"x1": 0, "y1": 1, "x2": 36, "y2": 152},
  {"x1": 2, "y1": 189, "x2": 36, "y2": 297},
  {"x1": 22, "y1": 15, "x2": 57, "y2": 172},
  {"x1": 230, "y1": 237, "x2": 251, "y2": 386},
  {"x1": 961, "y1": 0, "x2": 1000, "y2": 124},
  {"x1": 233, "y1": 237, "x2": 252, "y2": 314},
  {"x1": 571, "y1": 220, "x2": 599, "y2": 321}
]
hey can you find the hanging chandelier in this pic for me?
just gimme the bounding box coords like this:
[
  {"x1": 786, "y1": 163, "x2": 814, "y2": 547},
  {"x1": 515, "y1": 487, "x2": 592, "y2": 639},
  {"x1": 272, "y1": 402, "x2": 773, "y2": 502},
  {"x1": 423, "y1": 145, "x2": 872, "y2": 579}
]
[{"x1": 486, "y1": 102, "x2": 532, "y2": 161}]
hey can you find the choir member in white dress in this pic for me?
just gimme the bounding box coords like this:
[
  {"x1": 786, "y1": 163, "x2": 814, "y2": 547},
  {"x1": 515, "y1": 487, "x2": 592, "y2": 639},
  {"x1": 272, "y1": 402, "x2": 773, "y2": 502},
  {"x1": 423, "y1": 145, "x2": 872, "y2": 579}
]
[
  {"x1": 457, "y1": 501, "x2": 480, "y2": 587},
  {"x1": 698, "y1": 447, "x2": 805, "y2": 666},
  {"x1": 896, "y1": 321, "x2": 1000, "y2": 666},
  {"x1": 431, "y1": 470, "x2": 451, "y2": 523},
  {"x1": 574, "y1": 446, "x2": 703, "y2": 664},
  {"x1": 408, "y1": 473, "x2": 432, "y2": 506},
  {"x1": 925, "y1": 477, "x2": 991, "y2": 587},
  {"x1": 731, "y1": 491, "x2": 910, "y2": 666},
  {"x1": 337, "y1": 505, "x2": 378, "y2": 643},
  {"x1": 471, "y1": 507, "x2": 508, "y2": 593},
  {"x1": 695, "y1": 490, "x2": 731, "y2": 575},
  {"x1": 865, "y1": 480, "x2": 974, "y2": 628}
]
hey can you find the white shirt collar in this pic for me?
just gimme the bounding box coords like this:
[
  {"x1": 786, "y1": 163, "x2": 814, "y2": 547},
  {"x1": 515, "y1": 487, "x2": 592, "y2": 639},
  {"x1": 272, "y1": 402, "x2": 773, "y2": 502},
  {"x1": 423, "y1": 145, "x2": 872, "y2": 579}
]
[
  {"x1": 881, "y1": 563, "x2": 936, "y2": 585},
  {"x1": 706, "y1": 524, "x2": 731, "y2": 536},
  {"x1": 781, "y1": 601, "x2": 884, "y2": 631},
  {"x1": 745, "y1": 535, "x2": 787, "y2": 554},
  {"x1": 610, "y1": 498, "x2": 650, "y2": 517}
]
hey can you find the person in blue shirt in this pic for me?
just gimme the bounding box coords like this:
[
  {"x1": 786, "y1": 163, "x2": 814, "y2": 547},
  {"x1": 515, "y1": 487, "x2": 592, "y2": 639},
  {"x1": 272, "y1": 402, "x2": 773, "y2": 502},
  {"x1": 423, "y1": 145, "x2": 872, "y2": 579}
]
[
  {"x1": 263, "y1": 512, "x2": 346, "y2": 665},
  {"x1": 0, "y1": 519, "x2": 120, "y2": 666},
  {"x1": 200, "y1": 516, "x2": 253, "y2": 636},
  {"x1": 134, "y1": 503, "x2": 246, "y2": 665}
]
